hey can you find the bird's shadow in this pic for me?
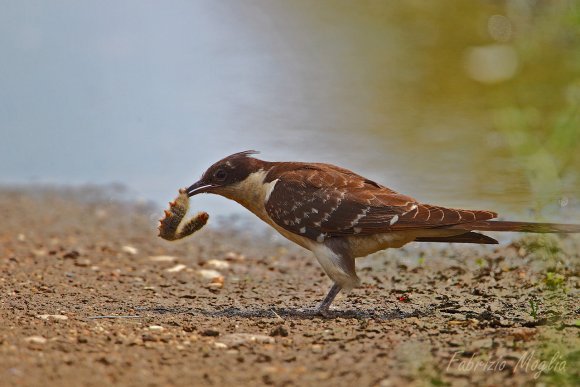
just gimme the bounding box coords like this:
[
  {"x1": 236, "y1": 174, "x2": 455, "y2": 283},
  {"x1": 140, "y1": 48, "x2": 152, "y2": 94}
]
[{"x1": 132, "y1": 305, "x2": 435, "y2": 320}]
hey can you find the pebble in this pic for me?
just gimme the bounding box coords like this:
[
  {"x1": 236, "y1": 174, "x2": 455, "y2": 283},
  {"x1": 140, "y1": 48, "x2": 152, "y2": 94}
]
[
  {"x1": 201, "y1": 329, "x2": 220, "y2": 337},
  {"x1": 198, "y1": 269, "x2": 223, "y2": 281},
  {"x1": 32, "y1": 249, "x2": 48, "y2": 257},
  {"x1": 148, "y1": 325, "x2": 164, "y2": 331},
  {"x1": 122, "y1": 245, "x2": 139, "y2": 255},
  {"x1": 166, "y1": 264, "x2": 187, "y2": 273},
  {"x1": 206, "y1": 259, "x2": 230, "y2": 270},
  {"x1": 219, "y1": 333, "x2": 275, "y2": 347},
  {"x1": 270, "y1": 325, "x2": 289, "y2": 337},
  {"x1": 207, "y1": 276, "x2": 224, "y2": 288},
  {"x1": 74, "y1": 259, "x2": 91, "y2": 267},
  {"x1": 223, "y1": 252, "x2": 245, "y2": 262},
  {"x1": 63, "y1": 251, "x2": 80, "y2": 259},
  {"x1": 142, "y1": 334, "x2": 157, "y2": 342},
  {"x1": 37, "y1": 314, "x2": 68, "y2": 321},
  {"x1": 24, "y1": 336, "x2": 47, "y2": 344},
  {"x1": 214, "y1": 342, "x2": 228, "y2": 349},
  {"x1": 149, "y1": 255, "x2": 177, "y2": 262},
  {"x1": 77, "y1": 336, "x2": 88, "y2": 344}
]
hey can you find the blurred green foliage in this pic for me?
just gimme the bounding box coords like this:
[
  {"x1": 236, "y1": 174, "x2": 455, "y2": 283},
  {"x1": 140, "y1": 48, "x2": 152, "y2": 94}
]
[{"x1": 286, "y1": 0, "x2": 580, "y2": 213}]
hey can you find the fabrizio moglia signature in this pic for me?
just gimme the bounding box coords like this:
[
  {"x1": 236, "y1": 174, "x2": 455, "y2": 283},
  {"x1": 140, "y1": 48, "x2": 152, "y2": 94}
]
[{"x1": 447, "y1": 350, "x2": 567, "y2": 379}]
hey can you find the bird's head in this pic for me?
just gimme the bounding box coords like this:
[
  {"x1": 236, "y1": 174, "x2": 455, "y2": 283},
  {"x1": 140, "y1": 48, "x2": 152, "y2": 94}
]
[{"x1": 185, "y1": 150, "x2": 266, "y2": 198}]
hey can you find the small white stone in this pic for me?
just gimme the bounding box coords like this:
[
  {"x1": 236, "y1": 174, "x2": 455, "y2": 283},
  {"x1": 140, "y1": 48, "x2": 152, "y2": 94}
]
[
  {"x1": 24, "y1": 336, "x2": 47, "y2": 344},
  {"x1": 74, "y1": 259, "x2": 91, "y2": 267},
  {"x1": 223, "y1": 252, "x2": 242, "y2": 261},
  {"x1": 198, "y1": 269, "x2": 223, "y2": 281},
  {"x1": 206, "y1": 259, "x2": 230, "y2": 270},
  {"x1": 214, "y1": 342, "x2": 228, "y2": 349},
  {"x1": 17, "y1": 234, "x2": 26, "y2": 242},
  {"x1": 166, "y1": 264, "x2": 187, "y2": 273},
  {"x1": 148, "y1": 325, "x2": 164, "y2": 331},
  {"x1": 220, "y1": 333, "x2": 275, "y2": 347},
  {"x1": 37, "y1": 314, "x2": 68, "y2": 321},
  {"x1": 122, "y1": 245, "x2": 138, "y2": 255},
  {"x1": 149, "y1": 255, "x2": 177, "y2": 262}
]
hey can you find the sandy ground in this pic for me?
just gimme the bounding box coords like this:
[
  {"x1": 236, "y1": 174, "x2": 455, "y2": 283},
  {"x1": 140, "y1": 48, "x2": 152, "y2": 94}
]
[{"x1": 0, "y1": 186, "x2": 578, "y2": 387}]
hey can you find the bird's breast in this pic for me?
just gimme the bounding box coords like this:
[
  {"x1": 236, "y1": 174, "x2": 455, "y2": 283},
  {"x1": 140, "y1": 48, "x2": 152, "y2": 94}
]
[{"x1": 216, "y1": 170, "x2": 316, "y2": 250}]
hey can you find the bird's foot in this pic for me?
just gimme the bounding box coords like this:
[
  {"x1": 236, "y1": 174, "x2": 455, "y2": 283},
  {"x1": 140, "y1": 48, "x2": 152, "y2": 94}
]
[
  {"x1": 316, "y1": 306, "x2": 333, "y2": 318},
  {"x1": 314, "y1": 283, "x2": 342, "y2": 318}
]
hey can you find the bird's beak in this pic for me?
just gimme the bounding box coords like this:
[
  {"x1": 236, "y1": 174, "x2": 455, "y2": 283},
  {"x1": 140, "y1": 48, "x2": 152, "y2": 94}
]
[{"x1": 185, "y1": 180, "x2": 215, "y2": 197}]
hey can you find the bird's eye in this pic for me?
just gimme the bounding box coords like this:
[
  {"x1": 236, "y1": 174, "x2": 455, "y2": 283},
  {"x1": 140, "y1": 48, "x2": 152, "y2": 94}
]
[{"x1": 214, "y1": 169, "x2": 227, "y2": 181}]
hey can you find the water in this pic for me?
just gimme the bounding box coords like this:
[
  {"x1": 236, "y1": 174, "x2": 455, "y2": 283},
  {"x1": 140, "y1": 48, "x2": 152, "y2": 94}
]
[{"x1": 1, "y1": 1, "x2": 579, "y2": 223}]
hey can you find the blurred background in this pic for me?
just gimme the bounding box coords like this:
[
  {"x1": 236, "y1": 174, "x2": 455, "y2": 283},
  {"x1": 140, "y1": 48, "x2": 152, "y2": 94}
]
[{"x1": 1, "y1": 0, "x2": 579, "y2": 222}]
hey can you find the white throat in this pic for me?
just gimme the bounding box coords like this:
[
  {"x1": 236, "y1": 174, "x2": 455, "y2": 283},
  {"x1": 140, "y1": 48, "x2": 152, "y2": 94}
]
[{"x1": 218, "y1": 170, "x2": 277, "y2": 220}]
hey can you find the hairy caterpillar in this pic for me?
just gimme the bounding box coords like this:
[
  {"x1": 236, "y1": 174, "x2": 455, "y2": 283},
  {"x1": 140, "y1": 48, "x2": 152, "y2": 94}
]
[{"x1": 158, "y1": 189, "x2": 209, "y2": 241}]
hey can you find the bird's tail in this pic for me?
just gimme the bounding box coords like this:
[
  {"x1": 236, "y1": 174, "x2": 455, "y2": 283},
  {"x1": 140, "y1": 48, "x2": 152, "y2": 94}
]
[{"x1": 447, "y1": 221, "x2": 580, "y2": 234}]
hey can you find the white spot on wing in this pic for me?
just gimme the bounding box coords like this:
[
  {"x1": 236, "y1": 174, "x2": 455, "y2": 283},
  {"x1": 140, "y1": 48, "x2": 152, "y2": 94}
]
[
  {"x1": 390, "y1": 215, "x2": 399, "y2": 225},
  {"x1": 402, "y1": 204, "x2": 418, "y2": 215},
  {"x1": 316, "y1": 233, "x2": 326, "y2": 243},
  {"x1": 299, "y1": 227, "x2": 306, "y2": 234},
  {"x1": 349, "y1": 207, "x2": 369, "y2": 228},
  {"x1": 263, "y1": 178, "x2": 279, "y2": 203}
]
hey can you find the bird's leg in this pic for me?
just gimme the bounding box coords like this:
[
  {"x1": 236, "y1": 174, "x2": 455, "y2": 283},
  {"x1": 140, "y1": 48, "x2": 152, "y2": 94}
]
[{"x1": 316, "y1": 283, "x2": 342, "y2": 317}]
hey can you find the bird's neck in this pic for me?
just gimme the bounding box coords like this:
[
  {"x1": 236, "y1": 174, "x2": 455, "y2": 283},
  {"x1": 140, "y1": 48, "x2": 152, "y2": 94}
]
[{"x1": 217, "y1": 166, "x2": 277, "y2": 219}]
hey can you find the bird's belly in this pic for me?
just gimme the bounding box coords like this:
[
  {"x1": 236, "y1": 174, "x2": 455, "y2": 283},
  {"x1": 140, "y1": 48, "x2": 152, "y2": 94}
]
[{"x1": 348, "y1": 232, "x2": 418, "y2": 258}]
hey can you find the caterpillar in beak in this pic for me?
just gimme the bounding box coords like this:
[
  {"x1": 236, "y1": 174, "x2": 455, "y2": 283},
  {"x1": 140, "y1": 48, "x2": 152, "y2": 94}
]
[{"x1": 158, "y1": 189, "x2": 209, "y2": 241}]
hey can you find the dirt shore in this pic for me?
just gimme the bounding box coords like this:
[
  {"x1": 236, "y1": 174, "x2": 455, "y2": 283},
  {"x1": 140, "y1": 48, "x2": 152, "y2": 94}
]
[{"x1": 0, "y1": 186, "x2": 578, "y2": 386}]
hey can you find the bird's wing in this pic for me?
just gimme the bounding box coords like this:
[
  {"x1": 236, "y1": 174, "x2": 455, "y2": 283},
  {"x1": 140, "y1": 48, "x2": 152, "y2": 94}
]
[
  {"x1": 390, "y1": 204, "x2": 497, "y2": 230},
  {"x1": 264, "y1": 166, "x2": 497, "y2": 241}
]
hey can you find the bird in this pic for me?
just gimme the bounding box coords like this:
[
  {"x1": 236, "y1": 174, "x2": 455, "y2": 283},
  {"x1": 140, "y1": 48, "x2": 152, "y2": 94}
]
[{"x1": 185, "y1": 150, "x2": 580, "y2": 316}]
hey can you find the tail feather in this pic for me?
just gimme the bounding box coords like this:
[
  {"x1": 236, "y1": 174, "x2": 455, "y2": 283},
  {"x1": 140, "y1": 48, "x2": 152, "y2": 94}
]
[
  {"x1": 447, "y1": 221, "x2": 580, "y2": 234},
  {"x1": 415, "y1": 232, "x2": 498, "y2": 244}
]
